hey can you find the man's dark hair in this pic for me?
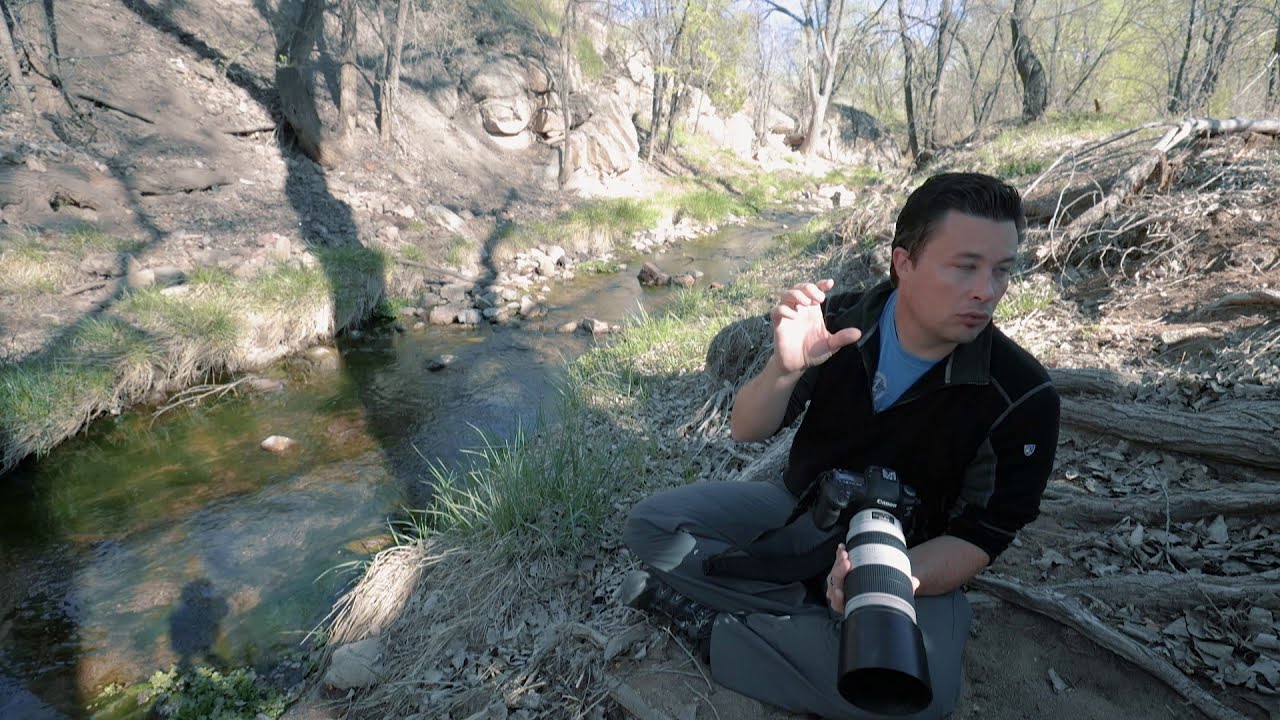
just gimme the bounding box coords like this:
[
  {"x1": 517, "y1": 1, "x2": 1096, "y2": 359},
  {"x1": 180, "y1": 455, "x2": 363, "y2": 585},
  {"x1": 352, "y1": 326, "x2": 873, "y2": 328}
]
[{"x1": 890, "y1": 172, "x2": 1026, "y2": 286}]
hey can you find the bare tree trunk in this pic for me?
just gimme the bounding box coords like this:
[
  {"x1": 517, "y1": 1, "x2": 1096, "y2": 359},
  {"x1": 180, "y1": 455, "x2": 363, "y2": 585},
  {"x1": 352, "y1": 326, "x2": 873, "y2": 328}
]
[
  {"x1": 0, "y1": 7, "x2": 35, "y2": 122},
  {"x1": 922, "y1": 0, "x2": 954, "y2": 150},
  {"x1": 1189, "y1": 0, "x2": 1246, "y2": 111},
  {"x1": 1168, "y1": 0, "x2": 1197, "y2": 113},
  {"x1": 797, "y1": 0, "x2": 847, "y2": 158},
  {"x1": 897, "y1": 0, "x2": 920, "y2": 162},
  {"x1": 661, "y1": 84, "x2": 684, "y2": 153},
  {"x1": 647, "y1": 71, "x2": 665, "y2": 162},
  {"x1": 337, "y1": 0, "x2": 358, "y2": 146},
  {"x1": 1010, "y1": 0, "x2": 1048, "y2": 123},
  {"x1": 557, "y1": 0, "x2": 577, "y2": 187},
  {"x1": 1269, "y1": 3, "x2": 1280, "y2": 108},
  {"x1": 380, "y1": 0, "x2": 410, "y2": 145},
  {"x1": 276, "y1": 0, "x2": 337, "y2": 166}
]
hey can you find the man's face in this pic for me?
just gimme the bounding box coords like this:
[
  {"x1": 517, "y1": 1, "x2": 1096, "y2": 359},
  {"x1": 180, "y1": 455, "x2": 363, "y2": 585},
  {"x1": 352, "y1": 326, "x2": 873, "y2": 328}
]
[{"x1": 892, "y1": 210, "x2": 1019, "y2": 355}]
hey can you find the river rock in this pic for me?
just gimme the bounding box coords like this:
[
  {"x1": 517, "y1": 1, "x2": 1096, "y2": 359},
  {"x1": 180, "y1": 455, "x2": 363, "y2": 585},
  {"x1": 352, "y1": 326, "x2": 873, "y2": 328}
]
[
  {"x1": 440, "y1": 283, "x2": 471, "y2": 303},
  {"x1": 246, "y1": 376, "x2": 286, "y2": 393},
  {"x1": 426, "y1": 354, "x2": 455, "y2": 371},
  {"x1": 261, "y1": 435, "x2": 296, "y2": 453},
  {"x1": 305, "y1": 345, "x2": 340, "y2": 371},
  {"x1": 457, "y1": 309, "x2": 483, "y2": 326},
  {"x1": 324, "y1": 636, "x2": 382, "y2": 690},
  {"x1": 637, "y1": 262, "x2": 669, "y2": 287},
  {"x1": 152, "y1": 265, "x2": 186, "y2": 287},
  {"x1": 79, "y1": 252, "x2": 124, "y2": 277},
  {"x1": 580, "y1": 317, "x2": 610, "y2": 335},
  {"x1": 125, "y1": 255, "x2": 154, "y2": 289},
  {"x1": 518, "y1": 296, "x2": 546, "y2": 319},
  {"x1": 428, "y1": 306, "x2": 460, "y2": 325},
  {"x1": 671, "y1": 274, "x2": 695, "y2": 288},
  {"x1": 558, "y1": 321, "x2": 579, "y2": 333},
  {"x1": 536, "y1": 256, "x2": 557, "y2": 277}
]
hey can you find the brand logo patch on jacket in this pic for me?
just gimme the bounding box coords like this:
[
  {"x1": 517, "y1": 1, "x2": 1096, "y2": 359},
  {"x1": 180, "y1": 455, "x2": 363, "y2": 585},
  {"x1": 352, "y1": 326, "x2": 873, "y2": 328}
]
[{"x1": 1024, "y1": 444, "x2": 1036, "y2": 456}]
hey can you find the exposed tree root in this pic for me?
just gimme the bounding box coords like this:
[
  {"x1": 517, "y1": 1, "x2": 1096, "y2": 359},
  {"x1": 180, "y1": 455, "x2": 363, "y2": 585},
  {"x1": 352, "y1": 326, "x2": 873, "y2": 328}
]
[
  {"x1": 971, "y1": 574, "x2": 1249, "y2": 720},
  {"x1": 1042, "y1": 481, "x2": 1280, "y2": 523},
  {"x1": 1045, "y1": 570, "x2": 1280, "y2": 611}
]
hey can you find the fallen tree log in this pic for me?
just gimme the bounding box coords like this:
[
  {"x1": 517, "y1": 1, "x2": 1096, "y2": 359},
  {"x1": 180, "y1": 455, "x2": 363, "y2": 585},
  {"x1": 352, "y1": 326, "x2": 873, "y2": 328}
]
[
  {"x1": 1042, "y1": 481, "x2": 1280, "y2": 523},
  {"x1": 1058, "y1": 395, "x2": 1280, "y2": 470},
  {"x1": 971, "y1": 574, "x2": 1248, "y2": 720},
  {"x1": 1048, "y1": 368, "x2": 1280, "y2": 470},
  {"x1": 1040, "y1": 117, "x2": 1280, "y2": 265}
]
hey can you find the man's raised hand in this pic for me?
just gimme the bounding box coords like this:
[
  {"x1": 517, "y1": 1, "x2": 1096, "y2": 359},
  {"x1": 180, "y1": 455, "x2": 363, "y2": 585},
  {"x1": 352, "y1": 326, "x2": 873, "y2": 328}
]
[{"x1": 770, "y1": 279, "x2": 862, "y2": 375}]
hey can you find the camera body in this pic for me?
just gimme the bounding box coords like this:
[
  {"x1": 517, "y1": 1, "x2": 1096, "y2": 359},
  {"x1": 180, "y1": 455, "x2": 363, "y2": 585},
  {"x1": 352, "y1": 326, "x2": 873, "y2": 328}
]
[{"x1": 811, "y1": 466, "x2": 919, "y2": 532}]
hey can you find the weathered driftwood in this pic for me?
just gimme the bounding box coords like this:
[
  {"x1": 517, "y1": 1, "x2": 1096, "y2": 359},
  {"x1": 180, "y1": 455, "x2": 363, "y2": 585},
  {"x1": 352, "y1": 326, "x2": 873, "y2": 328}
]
[
  {"x1": 1046, "y1": 571, "x2": 1280, "y2": 611},
  {"x1": 1042, "y1": 117, "x2": 1280, "y2": 265},
  {"x1": 1042, "y1": 481, "x2": 1280, "y2": 523},
  {"x1": 971, "y1": 574, "x2": 1248, "y2": 720},
  {"x1": 1049, "y1": 368, "x2": 1280, "y2": 471}
]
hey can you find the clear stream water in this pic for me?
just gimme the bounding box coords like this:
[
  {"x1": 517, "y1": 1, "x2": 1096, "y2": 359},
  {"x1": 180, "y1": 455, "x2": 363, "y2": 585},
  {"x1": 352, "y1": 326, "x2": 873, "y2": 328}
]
[{"x1": 0, "y1": 215, "x2": 802, "y2": 718}]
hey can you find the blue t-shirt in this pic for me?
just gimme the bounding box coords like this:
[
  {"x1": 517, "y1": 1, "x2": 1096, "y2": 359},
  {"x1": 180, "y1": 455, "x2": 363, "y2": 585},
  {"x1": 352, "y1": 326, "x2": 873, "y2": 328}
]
[{"x1": 872, "y1": 291, "x2": 938, "y2": 412}]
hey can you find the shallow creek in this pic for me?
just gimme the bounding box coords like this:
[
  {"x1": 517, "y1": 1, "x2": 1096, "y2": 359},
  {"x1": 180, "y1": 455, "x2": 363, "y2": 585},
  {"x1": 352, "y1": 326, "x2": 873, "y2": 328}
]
[{"x1": 0, "y1": 214, "x2": 803, "y2": 717}]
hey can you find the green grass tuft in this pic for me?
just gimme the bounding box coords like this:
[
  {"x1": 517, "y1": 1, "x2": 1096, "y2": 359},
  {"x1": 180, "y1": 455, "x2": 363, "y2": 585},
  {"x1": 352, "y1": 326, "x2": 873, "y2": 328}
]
[
  {"x1": 674, "y1": 188, "x2": 758, "y2": 223},
  {"x1": 996, "y1": 279, "x2": 1056, "y2": 322},
  {"x1": 576, "y1": 259, "x2": 622, "y2": 274},
  {"x1": 443, "y1": 236, "x2": 472, "y2": 267},
  {"x1": 575, "y1": 39, "x2": 606, "y2": 80},
  {"x1": 421, "y1": 394, "x2": 645, "y2": 559}
]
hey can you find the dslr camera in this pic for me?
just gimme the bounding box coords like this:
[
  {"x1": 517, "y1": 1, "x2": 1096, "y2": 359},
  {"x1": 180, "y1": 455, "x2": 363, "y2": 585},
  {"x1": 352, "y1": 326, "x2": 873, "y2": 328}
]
[{"x1": 812, "y1": 467, "x2": 931, "y2": 716}]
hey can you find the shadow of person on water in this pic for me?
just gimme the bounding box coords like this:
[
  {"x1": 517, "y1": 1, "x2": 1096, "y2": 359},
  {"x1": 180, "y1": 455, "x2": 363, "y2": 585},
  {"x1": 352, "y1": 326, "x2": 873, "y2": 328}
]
[{"x1": 168, "y1": 579, "x2": 229, "y2": 671}]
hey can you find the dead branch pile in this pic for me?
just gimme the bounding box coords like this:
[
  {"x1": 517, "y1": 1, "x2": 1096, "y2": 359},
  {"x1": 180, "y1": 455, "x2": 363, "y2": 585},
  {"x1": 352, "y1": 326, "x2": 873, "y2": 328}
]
[{"x1": 1033, "y1": 117, "x2": 1280, "y2": 269}]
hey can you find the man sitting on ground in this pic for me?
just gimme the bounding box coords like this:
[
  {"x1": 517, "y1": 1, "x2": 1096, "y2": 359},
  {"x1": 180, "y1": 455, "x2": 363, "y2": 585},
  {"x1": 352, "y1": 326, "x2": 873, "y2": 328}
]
[{"x1": 620, "y1": 172, "x2": 1061, "y2": 719}]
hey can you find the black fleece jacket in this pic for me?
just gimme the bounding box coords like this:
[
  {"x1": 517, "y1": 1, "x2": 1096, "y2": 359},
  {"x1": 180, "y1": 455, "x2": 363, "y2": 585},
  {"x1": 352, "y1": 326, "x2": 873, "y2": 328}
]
[{"x1": 779, "y1": 281, "x2": 1061, "y2": 561}]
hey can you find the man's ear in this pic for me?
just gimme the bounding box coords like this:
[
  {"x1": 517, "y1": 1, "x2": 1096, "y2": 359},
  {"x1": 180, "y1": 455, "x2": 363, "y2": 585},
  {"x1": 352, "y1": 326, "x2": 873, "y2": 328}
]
[{"x1": 891, "y1": 247, "x2": 913, "y2": 280}]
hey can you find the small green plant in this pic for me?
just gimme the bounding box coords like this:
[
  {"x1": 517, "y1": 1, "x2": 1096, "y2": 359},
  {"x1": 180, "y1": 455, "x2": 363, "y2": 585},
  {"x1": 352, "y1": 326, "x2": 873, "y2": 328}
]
[
  {"x1": 576, "y1": 259, "x2": 622, "y2": 274},
  {"x1": 399, "y1": 244, "x2": 426, "y2": 263},
  {"x1": 822, "y1": 166, "x2": 884, "y2": 187},
  {"x1": 994, "y1": 157, "x2": 1048, "y2": 178},
  {"x1": 575, "y1": 38, "x2": 606, "y2": 80},
  {"x1": 406, "y1": 220, "x2": 429, "y2": 233},
  {"x1": 996, "y1": 279, "x2": 1056, "y2": 322},
  {"x1": 89, "y1": 665, "x2": 286, "y2": 720}
]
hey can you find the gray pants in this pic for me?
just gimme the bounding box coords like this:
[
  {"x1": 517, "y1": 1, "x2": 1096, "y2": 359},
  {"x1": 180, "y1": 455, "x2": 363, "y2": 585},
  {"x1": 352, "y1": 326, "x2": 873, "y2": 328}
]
[{"x1": 623, "y1": 480, "x2": 970, "y2": 720}]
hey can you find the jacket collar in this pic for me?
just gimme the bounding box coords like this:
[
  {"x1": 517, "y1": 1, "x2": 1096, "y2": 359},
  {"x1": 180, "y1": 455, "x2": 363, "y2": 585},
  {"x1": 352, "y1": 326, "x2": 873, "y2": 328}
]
[{"x1": 829, "y1": 280, "x2": 993, "y2": 386}]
